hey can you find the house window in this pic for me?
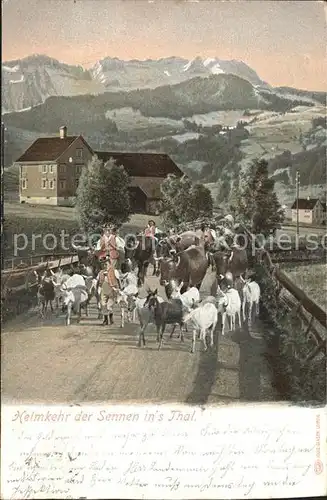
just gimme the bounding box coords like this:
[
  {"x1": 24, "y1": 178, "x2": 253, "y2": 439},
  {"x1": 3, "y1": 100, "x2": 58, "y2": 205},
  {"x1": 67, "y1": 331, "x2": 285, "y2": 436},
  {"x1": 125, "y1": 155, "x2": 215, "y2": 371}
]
[
  {"x1": 22, "y1": 179, "x2": 27, "y2": 190},
  {"x1": 76, "y1": 165, "x2": 81, "y2": 175},
  {"x1": 59, "y1": 164, "x2": 66, "y2": 174},
  {"x1": 49, "y1": 165, "x2": 54, "y2": 174},
  {"x1": 76, "y1": 148, "x2": 83, "y2": 160},
  {"x1": 42, "y1": 165, "x2": 48, "y2": 174},
  {"x1": 42, "y1": 179, "x2": 47, "y2": 189},
  {"x1": 60, "y1": 180, "x2": 66, "y2": 190},
  {"x1": 75, "y1": 178, "x2": 79, "y2": 189},
  {"x1": 49, "y1": 180, "x2": 54, "y2": 190}
]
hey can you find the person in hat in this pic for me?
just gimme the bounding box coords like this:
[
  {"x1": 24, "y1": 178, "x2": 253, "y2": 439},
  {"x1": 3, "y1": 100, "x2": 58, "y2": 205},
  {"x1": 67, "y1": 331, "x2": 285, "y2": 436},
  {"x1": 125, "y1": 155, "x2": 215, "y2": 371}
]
[
  {"x1": 97, "y1": 226, "x2": 110, "y2": 261},
  {"x1": 144, "y1": 220, "x2": 156, "y2": 238},
  {"x1": 144, "y1": 219, "x2": 159, "y2": 256},
  {"x1": 107, "y1": 226, "x2": 120, "y2": 269},
  {"x1": 201, "y1": 223, "x2": 214, "y2": 246},
  {"x1": 96, "y1": 256, "x2": 120, "y2": 326}
]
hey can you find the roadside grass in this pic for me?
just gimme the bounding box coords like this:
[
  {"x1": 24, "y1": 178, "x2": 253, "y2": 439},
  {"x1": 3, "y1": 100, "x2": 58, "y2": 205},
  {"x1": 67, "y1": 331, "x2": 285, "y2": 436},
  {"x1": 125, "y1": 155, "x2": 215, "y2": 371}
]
[
  {"x1": 280, "y1": 262, "x2": 327, "y2": 310},
  {"x1": 3, "y1": 202, "x2": 162, "y2": 259}
]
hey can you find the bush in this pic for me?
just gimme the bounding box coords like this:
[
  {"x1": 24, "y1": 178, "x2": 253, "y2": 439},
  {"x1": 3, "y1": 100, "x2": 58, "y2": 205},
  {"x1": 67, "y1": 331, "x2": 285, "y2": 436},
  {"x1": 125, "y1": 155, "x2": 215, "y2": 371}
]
[
  {"x1": 160, "y1": 174, "x2": 213, "y2": 228},
  {"x1": 253, "y1": 258, "x2": 326, "y2": 404}
]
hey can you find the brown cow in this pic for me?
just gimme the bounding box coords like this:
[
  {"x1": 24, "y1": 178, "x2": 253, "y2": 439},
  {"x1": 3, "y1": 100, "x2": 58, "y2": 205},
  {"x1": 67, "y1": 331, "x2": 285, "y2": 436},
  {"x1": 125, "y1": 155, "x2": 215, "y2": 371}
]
[
  {"x1": 209, "y1": 245, "x2": 248, "y2": 282},
  {"x1": 155, "y1": 245, "x2": 209, "y2": 297},
  {"x1": 157, "y1": 231, "x2": 201, "y2": 259}
]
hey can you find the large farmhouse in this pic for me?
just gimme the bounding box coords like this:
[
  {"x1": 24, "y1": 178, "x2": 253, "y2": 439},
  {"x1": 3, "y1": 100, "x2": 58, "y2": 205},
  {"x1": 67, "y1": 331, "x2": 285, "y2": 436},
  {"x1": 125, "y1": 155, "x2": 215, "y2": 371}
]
[
  {"x1": 15, "y1": 126, "x2": 183, "y2": 214},
  {"x1": 95, "y1": 151, "x2": 183, "y2": 214},
  {"x1": 15, "y1": 126, "x2": 94, "y2": 206}
]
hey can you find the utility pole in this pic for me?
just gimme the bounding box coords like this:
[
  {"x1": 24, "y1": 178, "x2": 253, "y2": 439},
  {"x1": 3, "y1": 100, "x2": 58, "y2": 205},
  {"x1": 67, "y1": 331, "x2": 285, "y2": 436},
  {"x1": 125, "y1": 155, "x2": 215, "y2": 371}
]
[{"x1": 296, "y1": 170, "x2": 300, "y2": 239}]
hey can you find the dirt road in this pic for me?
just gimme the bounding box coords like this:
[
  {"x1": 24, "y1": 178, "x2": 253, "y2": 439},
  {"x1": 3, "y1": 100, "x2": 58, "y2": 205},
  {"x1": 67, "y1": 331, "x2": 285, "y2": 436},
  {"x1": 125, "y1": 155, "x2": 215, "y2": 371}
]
[{"x1": 2, "y1": 268, "x2": 275, "y2": 405}]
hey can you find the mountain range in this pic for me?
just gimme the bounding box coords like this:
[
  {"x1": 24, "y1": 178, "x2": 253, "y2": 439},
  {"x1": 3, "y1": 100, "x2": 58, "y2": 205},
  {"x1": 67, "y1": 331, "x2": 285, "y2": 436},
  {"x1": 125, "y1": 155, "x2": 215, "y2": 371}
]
[
  {"x1": 2, "y1": 54, "x2": 325, "y2": 206},
  {"x1": 2, "y1": 54, "x2": 269, "y2": 112}
]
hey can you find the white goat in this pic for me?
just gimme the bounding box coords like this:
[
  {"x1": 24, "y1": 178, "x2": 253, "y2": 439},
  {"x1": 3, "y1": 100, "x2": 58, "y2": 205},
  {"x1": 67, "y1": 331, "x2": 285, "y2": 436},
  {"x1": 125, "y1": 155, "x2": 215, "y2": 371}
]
[
  {"x1": 216, "y1": 285, "x2": 241, "y2": 336},
  {"x1": 50, "y1": 269, "x2": 70, "y2": 308},
  {"x1": 240, "y1": 276, "x2": 260, "y2": 325},
  {"x1": 119, "y1": 270, "x2": 138, "y2": 289},
  {"x1": 60, "y1": 284, "x2": 89, "y2": 325},
  {"x1": 183, "y1": 303, "x2": 218, "y2": 353},
  {"x1": 169, "y1": 280, "x2": 200, "y2": 312},
  {"x1": 113, "y1": 284, "x2": 139, "y2": 327}
]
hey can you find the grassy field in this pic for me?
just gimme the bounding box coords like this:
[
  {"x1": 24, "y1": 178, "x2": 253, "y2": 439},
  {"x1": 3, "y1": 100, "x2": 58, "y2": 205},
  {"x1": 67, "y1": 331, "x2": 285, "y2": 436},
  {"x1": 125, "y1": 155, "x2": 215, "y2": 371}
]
[
  {"x1": 3, "y1": 202, "x2": 162, "y2": 259},
  {"x1": 3, "y1": 165, "x2": 19, "y2": 192},
  {"x1": 281, "y1": 262, "x2": 327, "y2": 309}
]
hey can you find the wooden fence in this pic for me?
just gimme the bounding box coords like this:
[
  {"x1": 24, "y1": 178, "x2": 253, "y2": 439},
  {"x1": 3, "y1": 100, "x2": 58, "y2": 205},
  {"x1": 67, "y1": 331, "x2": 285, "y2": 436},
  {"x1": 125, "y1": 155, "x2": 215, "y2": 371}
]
[
  {"x1": 2, "y1": 254, "x2": 79, "y2": 294},
  {"x1": 246, "y1": 230, "x2": 327, "y2": 362},
  {"x1": 1, "y1": 253, "x2": 79, "y2": 323},
  {"x1": 3, "y1": 252, "x2": 76, "y2": 271}
]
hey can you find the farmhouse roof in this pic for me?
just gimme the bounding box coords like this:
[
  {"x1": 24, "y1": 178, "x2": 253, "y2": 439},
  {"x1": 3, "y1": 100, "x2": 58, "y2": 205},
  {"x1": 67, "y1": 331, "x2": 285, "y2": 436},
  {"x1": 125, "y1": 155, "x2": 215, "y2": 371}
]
[
  {"x1": 15, "y1": 135, "x2": 92, "y2": 162},
  {"x1": 95, "y1": 151, "x2": 183, "y2": 178},
  {"x1": 130, "y1": 177, "x2": 162, "y2": 199},
  {"x1": 291, "y1": 198, "x2": 320, "y2": 210}
]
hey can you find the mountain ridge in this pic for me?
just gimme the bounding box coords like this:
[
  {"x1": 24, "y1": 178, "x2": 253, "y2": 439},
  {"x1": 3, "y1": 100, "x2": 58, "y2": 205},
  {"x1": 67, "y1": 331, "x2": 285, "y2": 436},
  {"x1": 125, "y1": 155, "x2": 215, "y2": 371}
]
[{"x1": 3, "y1": 53, "x2": 267, "y2": 112}]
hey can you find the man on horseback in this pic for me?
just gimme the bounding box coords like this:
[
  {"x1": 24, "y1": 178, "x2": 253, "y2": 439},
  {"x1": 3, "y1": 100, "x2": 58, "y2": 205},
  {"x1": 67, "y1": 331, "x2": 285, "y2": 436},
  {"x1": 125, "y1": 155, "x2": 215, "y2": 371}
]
[
  {"x1": 107, "y1": 226, "x2": 121, "y2": 269},
  {"x1": 97, "y1": 226, "x2": 110, "y2": 261}
]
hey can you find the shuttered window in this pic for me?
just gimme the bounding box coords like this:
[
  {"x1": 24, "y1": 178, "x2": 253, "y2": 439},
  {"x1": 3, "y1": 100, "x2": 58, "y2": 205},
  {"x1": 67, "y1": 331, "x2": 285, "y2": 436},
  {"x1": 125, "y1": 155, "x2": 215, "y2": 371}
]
[
  {"x1": 22, "y1": 179, "x2": 27, "y2": 189},
  {"x1": 42, "y1": 179, "x2": 47, "y2": 189}
]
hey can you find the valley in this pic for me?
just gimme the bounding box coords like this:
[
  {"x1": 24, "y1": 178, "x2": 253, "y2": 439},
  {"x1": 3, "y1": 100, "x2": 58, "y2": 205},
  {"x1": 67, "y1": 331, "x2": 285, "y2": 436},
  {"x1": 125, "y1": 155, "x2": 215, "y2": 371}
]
[{"x1": 2, "y1": 55, "x2": 326, "y2": 209}]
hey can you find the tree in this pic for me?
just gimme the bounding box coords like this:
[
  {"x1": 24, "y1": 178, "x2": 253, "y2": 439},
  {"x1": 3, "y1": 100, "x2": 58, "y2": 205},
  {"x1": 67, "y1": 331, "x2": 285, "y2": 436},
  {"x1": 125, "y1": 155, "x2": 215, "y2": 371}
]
[
  {"x1": 228, "y1": 158, "x2": 285, "y2": 236},
  {"x1": 160, "y1": 174, "x2": 213, "y2": 228},
  {"x1": 76, "y1": 156, "x2": 131, "y2": 234},
  {"x1": 216, "y1": 178, "x2": 231, "y2": 205}
]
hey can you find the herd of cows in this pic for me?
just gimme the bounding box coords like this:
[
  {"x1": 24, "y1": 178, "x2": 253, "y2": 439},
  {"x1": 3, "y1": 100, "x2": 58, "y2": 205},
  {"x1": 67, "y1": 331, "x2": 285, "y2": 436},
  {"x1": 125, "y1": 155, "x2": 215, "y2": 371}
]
[{"x1": 32, "y1": 219, "x2": 263, "y2": 353}]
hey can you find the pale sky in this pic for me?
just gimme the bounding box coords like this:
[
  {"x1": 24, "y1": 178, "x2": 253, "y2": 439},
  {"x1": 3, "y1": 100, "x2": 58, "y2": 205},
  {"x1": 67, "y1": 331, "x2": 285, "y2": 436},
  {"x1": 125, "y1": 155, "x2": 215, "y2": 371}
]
[{"x1": 2, "y1": 0, "x2": 326, "y2": 90}]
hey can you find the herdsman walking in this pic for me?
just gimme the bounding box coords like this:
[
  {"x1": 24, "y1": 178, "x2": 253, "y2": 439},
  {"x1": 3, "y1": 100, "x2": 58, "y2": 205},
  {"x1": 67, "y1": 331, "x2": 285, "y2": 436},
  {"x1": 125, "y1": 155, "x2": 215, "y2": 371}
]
[{"x1": 96, "y1": 256, "x2": 120, "y2": 326}]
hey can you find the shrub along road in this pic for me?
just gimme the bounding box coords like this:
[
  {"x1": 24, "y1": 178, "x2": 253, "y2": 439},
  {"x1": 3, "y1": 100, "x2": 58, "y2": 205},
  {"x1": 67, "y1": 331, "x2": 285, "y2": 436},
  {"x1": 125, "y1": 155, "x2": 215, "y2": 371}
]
[{"x1": 2, "y1": 268, "x2": 275, "y2": 405}]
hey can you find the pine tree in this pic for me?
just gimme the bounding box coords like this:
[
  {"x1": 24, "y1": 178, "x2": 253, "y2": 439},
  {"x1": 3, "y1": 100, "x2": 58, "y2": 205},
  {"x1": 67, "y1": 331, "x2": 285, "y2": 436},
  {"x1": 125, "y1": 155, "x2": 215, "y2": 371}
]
[
  {"x1": 228, "y1": 159, "x2": 285, "y2": 236},
  {"x1": 191, "y1": 183, "x2": 213, "y2": 220},
  {"x1": 75, "y1": 156, "x2": 131, "y2": 234}
]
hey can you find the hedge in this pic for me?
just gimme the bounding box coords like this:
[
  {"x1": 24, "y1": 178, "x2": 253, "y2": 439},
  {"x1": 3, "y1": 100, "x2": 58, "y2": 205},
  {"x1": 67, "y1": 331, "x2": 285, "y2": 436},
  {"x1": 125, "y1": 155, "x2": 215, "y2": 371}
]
[{"x1": 251, "y1": 256, "x2": 326, "y2": 405}]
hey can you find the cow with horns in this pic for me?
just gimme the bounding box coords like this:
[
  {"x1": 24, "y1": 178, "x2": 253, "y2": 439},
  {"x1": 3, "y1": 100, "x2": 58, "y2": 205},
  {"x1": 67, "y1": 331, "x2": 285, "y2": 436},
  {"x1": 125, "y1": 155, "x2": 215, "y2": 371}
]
[{"x1": 155, "y1": 245, "x2": 209, "y2": 298}]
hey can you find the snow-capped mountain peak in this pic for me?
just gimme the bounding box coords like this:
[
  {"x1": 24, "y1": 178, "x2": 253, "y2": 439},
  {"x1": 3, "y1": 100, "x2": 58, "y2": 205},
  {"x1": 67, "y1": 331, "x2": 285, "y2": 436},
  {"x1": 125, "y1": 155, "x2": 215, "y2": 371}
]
[
  {"x1": 183, "y1": 59, "x2": 194, "y2": 72},
  {"x1": 203, "y1": 57, "x2": 216, "y2": 67},
  {"x1": 2, "y1": 54, "x2": 265, "y2": 112}
]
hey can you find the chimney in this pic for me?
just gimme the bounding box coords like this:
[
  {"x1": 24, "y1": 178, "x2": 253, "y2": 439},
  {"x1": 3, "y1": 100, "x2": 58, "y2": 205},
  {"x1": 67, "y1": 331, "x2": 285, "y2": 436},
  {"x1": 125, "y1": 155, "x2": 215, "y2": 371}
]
[{"x1": 59, "y1": 126, "x2": 67, "y2": 139}]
